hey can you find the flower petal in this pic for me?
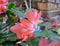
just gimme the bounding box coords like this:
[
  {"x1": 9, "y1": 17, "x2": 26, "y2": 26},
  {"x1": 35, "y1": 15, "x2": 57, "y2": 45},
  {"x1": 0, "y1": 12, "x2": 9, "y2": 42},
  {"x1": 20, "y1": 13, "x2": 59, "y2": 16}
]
[
  {"x1": 20, "y1": 19, "x2": 33, "y2": 29},
  {"x1": 39, "y1": 38, "x2": 48, "y2": 46},
  {"x1": 35, "y1": 11, "x2": 42, "y2": 22},
  {"x1": 10, "y1": 23, "x2": 27, "y2": 34},
  {"x1": 26, "y1": 9, "x2": 38, "y2": 23},
  {"x1": 47, "y1": 41, "x2": 60, "y2": 46},
  {"x1": 0, "y1": 0, "x2": 8, "y2": 13}
]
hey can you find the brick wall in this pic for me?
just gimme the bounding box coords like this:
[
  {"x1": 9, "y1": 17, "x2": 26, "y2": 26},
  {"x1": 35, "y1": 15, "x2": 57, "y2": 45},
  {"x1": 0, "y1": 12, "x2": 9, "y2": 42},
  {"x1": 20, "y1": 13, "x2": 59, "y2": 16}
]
[
  {"x1": 32, "y1": 0, "x2": 60, "y2": 18},
  {"x1": 47, "y1": 0, "x2": 60, "y2": 18},
  {"x1": 35, "y1": 0, "x2": 48, "y2": 18},
  {"x1": 31, "y1": 0, "x2": 48, "y2": 18},
  {"x1": 9, "y1": 0, "x2": 60, "y2": 18}
]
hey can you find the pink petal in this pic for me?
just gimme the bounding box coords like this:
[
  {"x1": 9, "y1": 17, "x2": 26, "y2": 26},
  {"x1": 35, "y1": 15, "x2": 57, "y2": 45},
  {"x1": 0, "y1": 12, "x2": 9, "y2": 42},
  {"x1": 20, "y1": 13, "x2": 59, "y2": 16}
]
[
  {"x1": 20, "y1": 19, "x2": 33, "y2": 29},
  {"x1": 35, "y1": 11, "x2": 42, "y2": 22},
  {"x1": 38, "y1": 20, "x2": 44, "y2": 23},
  {"x1": 16, "y1": 33, "x2": 23, "y2": 39},
  {"x1": 2, "y1": 17, "x2": 7, "y2": 24},
  {"x1": 26, "y1": 9, "x2": 38, "y2": 23},
  {"x1": 0, "y1": 0, "x2": 8, "y2": 13},
  {"x1": 38, "y1": 38, "x2": 48, "y2": 46},
  {"x1": 0, "y1": 0, "x2": 8, "y2": 5},
  {"x1": 10, "y1": 23, "x2": 26, "y2": 34},
  {"x1": 47, "y1": 41, "x2": 60, "y2": 46},
  {"x1": 32, "y1": 9, "x2": 38, "y2": 19}
]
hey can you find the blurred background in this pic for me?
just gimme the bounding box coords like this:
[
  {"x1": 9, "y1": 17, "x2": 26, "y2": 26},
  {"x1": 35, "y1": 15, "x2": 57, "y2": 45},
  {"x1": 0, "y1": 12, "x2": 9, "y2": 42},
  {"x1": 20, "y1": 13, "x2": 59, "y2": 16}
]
[
  {"x1": 9, "y1": 0, "x2": 60, "y2": 18},
  {"x1": 0, "y1": 0, "x2": 60, "y2": 46}
]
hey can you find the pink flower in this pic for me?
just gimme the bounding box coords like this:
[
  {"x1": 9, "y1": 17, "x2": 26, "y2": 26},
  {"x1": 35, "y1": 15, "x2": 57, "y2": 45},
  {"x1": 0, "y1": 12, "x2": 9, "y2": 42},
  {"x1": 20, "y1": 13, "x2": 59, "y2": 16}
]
[
  {"x1": 0, "y1": 0, "x2": 8, "y2": 14},
  {"x1": 39, "y1": 38, "x2": 60, "y2": 46},
  {"x1": 2, "y1": 17, "x2": 7, "y2": 24},
  {"x1": 10, "y1": 9, "x2": 42, "y2": 42}
]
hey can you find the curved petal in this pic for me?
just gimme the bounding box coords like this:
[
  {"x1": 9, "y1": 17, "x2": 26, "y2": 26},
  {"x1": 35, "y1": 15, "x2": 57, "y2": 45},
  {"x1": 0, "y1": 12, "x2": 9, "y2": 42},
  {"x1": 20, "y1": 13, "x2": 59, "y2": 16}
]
[
  {"x1": 39, "y1": 38, "x2": 48, "y2": 46},
  {"x1": 16, "y1": 33, "x2": 22, "y2": 39},
  {"x1": 0, "y1": 0, "x2": 8, "y2": 13},
  {"x1": 10, "y1": 23, "x2": 21, "y2": 33},
  {"x1": 26, "y1": 9, "x2": 38, "y2": 23},
  {"x1": 20, "y1": 19, "x2": 33, "y2": 29},
  {"x1": 10, "y1": 23, "x2": 27, "y2": 34},
  {"x1": 0, "y1": 0, "x2": 8, "y2": 4},
  {"x1": 47, "y1": 41, "x2": 60, "y2": 46},
  {"x1": 35, "y1": 11, "x2": 42, "y2": 22}
]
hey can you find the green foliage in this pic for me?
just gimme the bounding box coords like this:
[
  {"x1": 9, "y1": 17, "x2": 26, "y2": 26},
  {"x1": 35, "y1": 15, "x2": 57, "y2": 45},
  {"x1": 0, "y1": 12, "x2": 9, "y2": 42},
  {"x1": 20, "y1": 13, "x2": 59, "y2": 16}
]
[
  {"x1": 0, "y1": 1, "x2": 60, "y2": 46},
  {"x1": 0, "y1": 18, "x2": 3, "y2": 22},
  {"x1": 21, "y1": 38, "x2": 39, "y2": 46},
  {"x1": 12, "y1": 9, "x2": 26, "y2": 19},
  {"x1": 0, "y1": 2, "x2": 17, "y2": 45},
  {"x1": 19, "y1": 5, "x2": 23, "y2": 11},
  {"x1": 34, "y1": 30, "x2": 60, "y2": 41},
  {"x1": 8, "y1": 3, "x2": 16, "y2": 10},
  {"x1": 38, "y1": 22, "x2": 50, "y2": 26},
  {"x1": 57, "y1": 28, "x2": 60, "y2": 34}
]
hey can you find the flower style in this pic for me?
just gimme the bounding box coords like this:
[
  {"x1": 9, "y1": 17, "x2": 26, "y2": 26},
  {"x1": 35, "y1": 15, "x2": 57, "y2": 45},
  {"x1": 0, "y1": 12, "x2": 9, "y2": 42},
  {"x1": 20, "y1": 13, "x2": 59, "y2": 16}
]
[
  {"x1": 39, "y1": 38, "x2": 60, "y2": 46},
  {"x1": 0, "y1": 0, "x2": 8, "y2": 14},
  {"x1": 10, "y1": 9, "x2": 42, "y2": 43}
]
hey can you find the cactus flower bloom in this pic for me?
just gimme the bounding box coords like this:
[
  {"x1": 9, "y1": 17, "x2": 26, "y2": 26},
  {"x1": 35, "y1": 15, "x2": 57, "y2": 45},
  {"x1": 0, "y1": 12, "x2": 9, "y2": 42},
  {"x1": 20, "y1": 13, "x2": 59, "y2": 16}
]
[
  {"x1": 0, "y1": 0, "x2": 8, "y2": 14},
  {"x1": 10, "y1": 9, "x2": 42, "y2": 43}
]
